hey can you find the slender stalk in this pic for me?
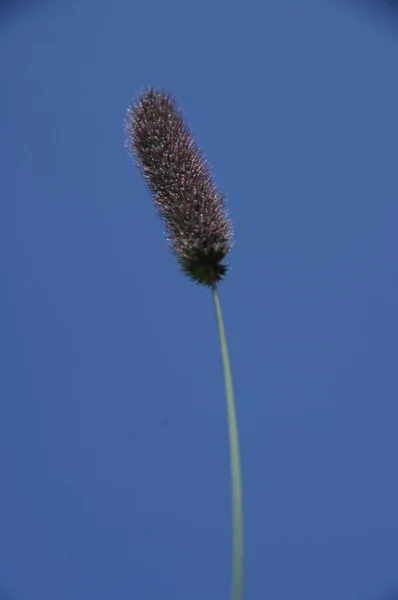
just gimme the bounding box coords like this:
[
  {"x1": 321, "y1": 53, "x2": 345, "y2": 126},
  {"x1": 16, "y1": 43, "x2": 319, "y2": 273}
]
[{"x1": 212, "y1": 284, "x2": 243, "y2": 600}]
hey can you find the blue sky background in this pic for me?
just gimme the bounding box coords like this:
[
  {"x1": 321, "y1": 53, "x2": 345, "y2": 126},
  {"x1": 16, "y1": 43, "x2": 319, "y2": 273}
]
[{"x1": 1, "y1": 1, "x2": 398, "y2": 599}]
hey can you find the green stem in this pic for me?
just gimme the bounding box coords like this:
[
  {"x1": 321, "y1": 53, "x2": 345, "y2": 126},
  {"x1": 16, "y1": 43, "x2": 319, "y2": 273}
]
[{"x1": 212, "y1": 284, "x2": 243, "y2": 600}]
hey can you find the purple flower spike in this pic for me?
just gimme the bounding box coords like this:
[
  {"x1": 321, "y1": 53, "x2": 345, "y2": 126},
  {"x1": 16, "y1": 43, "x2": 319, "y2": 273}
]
[{"x1": 126, "y1": 88, "x2": 233, "y2": 286}]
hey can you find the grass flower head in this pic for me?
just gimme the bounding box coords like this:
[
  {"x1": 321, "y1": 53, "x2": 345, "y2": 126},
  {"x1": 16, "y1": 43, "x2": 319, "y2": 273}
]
[{"x1": 126, "y1": 88, "x2": 233, "y2": 286}]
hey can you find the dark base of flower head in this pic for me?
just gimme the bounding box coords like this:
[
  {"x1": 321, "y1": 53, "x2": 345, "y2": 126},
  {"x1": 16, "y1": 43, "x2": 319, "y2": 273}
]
[{"x1": 180, "y1": 250, "x2": 228, "y2": 286}]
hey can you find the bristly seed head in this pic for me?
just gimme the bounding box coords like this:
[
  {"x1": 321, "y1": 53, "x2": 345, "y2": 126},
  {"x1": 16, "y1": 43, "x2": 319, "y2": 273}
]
[{"x1": 125, "y1": 88, "x2": 233, "y2": 286}]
